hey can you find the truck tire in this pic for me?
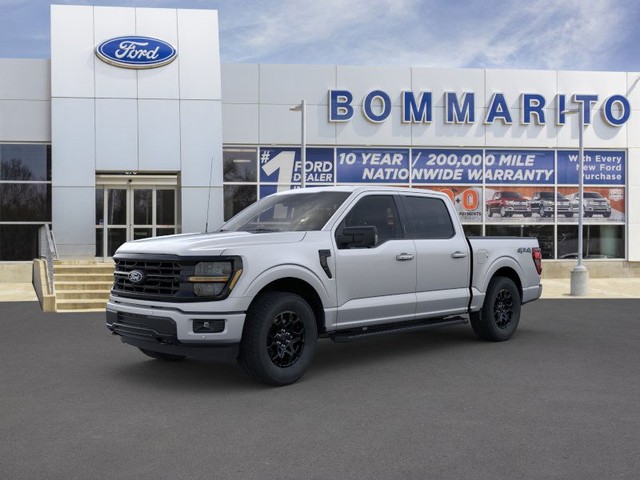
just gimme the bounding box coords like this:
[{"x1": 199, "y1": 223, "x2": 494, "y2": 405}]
[
  {"x1": 138, "y1": 348, "x2": 186, "y2": 361},
  {"x1": 469, "y1": 276, "x2": 521, "y2": 342},
  {"x1": 239, "y1": 292, "x2": 317, "y2": 386}
]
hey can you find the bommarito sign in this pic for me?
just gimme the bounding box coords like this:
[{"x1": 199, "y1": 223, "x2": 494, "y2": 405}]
[{"x1": 328, "y1": 90, "x2": 631, "y2": 127}]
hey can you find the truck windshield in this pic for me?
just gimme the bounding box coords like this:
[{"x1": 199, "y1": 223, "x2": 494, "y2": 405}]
[{"x1": 220, "y1": 191, "x2": 351, "y2": 232}]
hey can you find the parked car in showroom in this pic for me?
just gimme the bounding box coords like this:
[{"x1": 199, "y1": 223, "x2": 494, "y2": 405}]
[
  {"x1": 486, "y1": 191, "x2": 532, "y2": 218},
  {"x1": 567, "y1": 191, "x2": 612, "y2": 217},
  {"x1": 530, "y1": 191, "x2": 577, "y2": 218}
]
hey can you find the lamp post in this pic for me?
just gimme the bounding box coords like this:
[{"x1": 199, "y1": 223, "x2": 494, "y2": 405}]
[
  {"x1": 562, "y1": 104, "x2": 589, "y2": 295},
  {"x1": 289, "y1": 100, "x2": 307, "y2": 188}
]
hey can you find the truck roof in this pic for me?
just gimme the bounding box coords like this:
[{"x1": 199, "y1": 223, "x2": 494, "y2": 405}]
[{"x1": 274, "y1": 185, "x2": 450, "y2": 200}]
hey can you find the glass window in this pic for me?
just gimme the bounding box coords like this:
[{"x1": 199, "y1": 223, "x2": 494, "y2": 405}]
[
  {"x1": 95, "y1": 228, "x2": 104, "y2": 257},
  {"x1": 133, "y1": 189, "x2": 152, "y2": 225},
  {"x1": 223, "y1": 148, "x2": 257, "y2": 182},
  {"x1": 107, "y1": 228, "x2": 127, "y2": 257},
  {"x1": 95, "y1": 188, "x2": 104, "y2": 226},
  {"x1": 0, "y1": 145, "x2": 51, "y2": 181},
  {"x1": 340, "y1": 195, "x2": 402, "y2": 245},
  {"x1": 0, "y1": 224, "x2": 41, "y2": 260},
  {"x1": 463, "y1": 224, "x2": 482, "y2": 237},
  {"x1": 156, "y1": 228, "x2": 176, "y2": 237},
  {"x1": 107, "y1": 189, "x2": 126, "y2": 225},
  {"x1": 403, "y1": 196, "x2": 454, "y2": 239},
  {"x1": 486, "y1": 224, "x2": 554, "y2": 259},
  {"x1": 223, "y1": 185, "x2": 257, "y2": 221},
  {"x1": 557, "y1": 225, "x2": 624, "y2": 259},
  {"x1": 0, "y1": 184, "x2": 51, "y2": 222},
  {"x1": 156, "y1": 190, "x2": 175, "y2": 225}
]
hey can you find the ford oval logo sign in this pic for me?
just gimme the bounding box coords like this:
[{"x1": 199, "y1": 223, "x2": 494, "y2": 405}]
[
  {"x1": 95, "y1": 36, "x2": 177, "y2": 69},
  {"x1": 128, "y1": 270, "x2": 146, "y2": 285}
]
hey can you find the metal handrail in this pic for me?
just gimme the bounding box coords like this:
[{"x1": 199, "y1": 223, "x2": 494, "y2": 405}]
[{"x1": 38, "y1": 224, "x2": 58, "y2": 294}]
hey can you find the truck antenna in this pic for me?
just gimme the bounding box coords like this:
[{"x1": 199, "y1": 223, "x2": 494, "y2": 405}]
[{"x1": 205, "y1": 156, "x2": 214, "y2": 233}]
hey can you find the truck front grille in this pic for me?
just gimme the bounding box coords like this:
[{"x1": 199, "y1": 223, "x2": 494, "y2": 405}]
[{"x1": 113, "y1": 259, "x2": 184, "y2": 297}]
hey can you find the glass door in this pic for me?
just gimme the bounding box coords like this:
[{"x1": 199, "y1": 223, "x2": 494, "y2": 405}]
[{"x1": 95, "y1": 176, "x2": 178, "y2": 258}]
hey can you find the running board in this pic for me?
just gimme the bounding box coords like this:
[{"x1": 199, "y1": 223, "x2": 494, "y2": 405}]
[{"x1": 330, "y1": 316, "x2": 467, "y2": 343}]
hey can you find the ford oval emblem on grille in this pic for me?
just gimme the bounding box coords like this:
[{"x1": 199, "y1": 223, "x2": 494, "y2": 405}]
[
  {"x1": 95, "y1": 36, "x2": 177, "y2": 69},
  {"x1": 128, "y1": 270, "x2": 146, "y2": 285}
]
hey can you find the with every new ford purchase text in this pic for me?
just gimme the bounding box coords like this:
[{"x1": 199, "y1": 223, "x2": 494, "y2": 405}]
[{"x1": 106, "y1": 187, "x2": 543, "y2": 385}]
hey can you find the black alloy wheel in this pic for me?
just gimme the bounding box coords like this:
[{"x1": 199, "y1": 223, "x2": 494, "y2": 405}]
[
  {"x1": 493, "y1": 289, "x2": 514, "y2": 329},
  {"x1": 266, "y1": 310, "x2": 305, "y2": 367}
]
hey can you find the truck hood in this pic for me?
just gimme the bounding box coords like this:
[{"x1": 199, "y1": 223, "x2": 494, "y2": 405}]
[{"x1": 115, "y1": 231, "x2": 307, "y2": 257}]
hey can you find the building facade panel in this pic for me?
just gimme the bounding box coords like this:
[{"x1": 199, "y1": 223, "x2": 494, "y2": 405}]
[
  {"x1": 484, "y1": 69, "x2": 557, "y2": 110},
  {"x1": 180, "y1": 100, "x2": 224, "y2": 188},
  {"x1": 222, "y1": 103, "x2": 259, "y2": 144},
  {"x1": 95, "y1": 98, "x2": 138, "y2": 171},
  {"x1": 51, "y1": 98, "x2": 95, "y2": 187},
  {"x1": 51, "y1": 186, "x2": 95, "y2": 252},
  {"x1": 221, "y1": 63, "x2": 259, "y2": 104},
  {"x1": 51, "y1": 5, "x2": 95, "y2": 98},
  {"x1": 93, "y1": 6, "x2": 137, "y2": 99},
  {"x1": 411, "y1": 67, "x2": 486, "y2": 108},
  {"x1": 181, "y1": 186, "x2": 223, "y2": 233},
  {"x1": 336, "y1": 66, "x2": 411, "y2": 107},
  {"x1": 137, "y1": 99, "x2": 181, "y2": 171},
  {"x1": 177, "y1": 9, "x2": 222, "y2": 100},
  {"x1": 0, "y1": 100, "x2": 51, "y2": 142},
  {"x1": 0, "y1": 59, "x2": 50, "y2": 100},
  {"x1": 135, "y1": 8, "x2": 180, "y2": 100},
  {"x1": 259, "y1": 64, "x2": 336, "y2": 106}
]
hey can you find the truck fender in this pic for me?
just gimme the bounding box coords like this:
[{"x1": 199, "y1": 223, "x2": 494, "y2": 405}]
[
  {"x1": 241, "y1": 264, "x2": 333, "y2": 309},
  {"x1": 469, "y1": 255, "x2": 525, "y2": 312}
]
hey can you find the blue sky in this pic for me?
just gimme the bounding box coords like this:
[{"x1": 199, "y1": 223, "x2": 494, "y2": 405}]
[{"x1": 1, "y1": 0, "x2": 639, "y2": 71}]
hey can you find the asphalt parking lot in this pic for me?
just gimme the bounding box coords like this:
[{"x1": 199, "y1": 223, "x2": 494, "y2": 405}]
[{"x1": 1, "y1": 300, "x2": 639, "y2": 480}]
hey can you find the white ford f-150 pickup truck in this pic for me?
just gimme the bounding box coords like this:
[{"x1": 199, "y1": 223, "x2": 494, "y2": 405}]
[{"x1": 106, "y1": 186, "x2": 543, "y2": 385}]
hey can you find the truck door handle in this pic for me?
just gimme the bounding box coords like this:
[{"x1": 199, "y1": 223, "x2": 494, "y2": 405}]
[
  {"x1": 451, "y1": 251, "x2": 467, "y2": 259},
  {"x1": 396, "y1": 253, "x2": 414, "y2": 261}
]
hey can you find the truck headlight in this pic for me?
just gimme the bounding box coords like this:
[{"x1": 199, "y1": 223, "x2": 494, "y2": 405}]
[{"x1": 189, "y1": 261, "x2": 242, "y2": 298}]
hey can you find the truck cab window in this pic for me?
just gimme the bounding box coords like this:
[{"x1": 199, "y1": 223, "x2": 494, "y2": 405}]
[
  {"x1": 339, "y1": 195, "x2": 401, "y2": 245},
  {"x1": 403, "y1": 196, "x2": 455, "y2": 239}
]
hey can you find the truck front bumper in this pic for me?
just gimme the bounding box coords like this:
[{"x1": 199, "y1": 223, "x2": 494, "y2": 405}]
[{"x1": 106, "y1": 297, "x2": 247, "y2": 360}]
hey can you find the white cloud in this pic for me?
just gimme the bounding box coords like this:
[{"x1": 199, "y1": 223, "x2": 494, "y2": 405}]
[{"x1": 218, "y1": 0, "x2": 633, "y2": 71}]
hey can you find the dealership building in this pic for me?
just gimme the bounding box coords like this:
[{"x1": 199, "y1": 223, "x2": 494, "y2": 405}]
[{"x1": 1, "y1": 4, "x2": 639, "y2": 281}]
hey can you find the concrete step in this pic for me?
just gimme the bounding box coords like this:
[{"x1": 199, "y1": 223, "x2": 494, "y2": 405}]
[
  {"x1": 54, "y1": 264, "x2": 115, "y2": 275},
  {"x1": 53, "y1": 260, "x2": 114, "y2": 266},
  {"x1": 55, "y1": 299, "x2": 109, "y2": 311},
  {"x1": 56, "y1": 290, "x2": 111, "y2": 300},
  {"x1": 54, "y1": 273, "x2": 114, "y2": 283},
  {"x1": 55, "y1": 281, "x2": 113, "y2": 291}
]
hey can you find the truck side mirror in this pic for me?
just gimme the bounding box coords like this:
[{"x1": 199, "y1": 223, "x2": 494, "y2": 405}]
[{"x1": 336, "y1": 226, "x2": 377, "y2": 249}]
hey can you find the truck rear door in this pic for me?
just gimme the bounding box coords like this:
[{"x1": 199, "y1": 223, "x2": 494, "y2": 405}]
[{"x1": 399, "y1": 194, "x2": 470, "y2": 318}]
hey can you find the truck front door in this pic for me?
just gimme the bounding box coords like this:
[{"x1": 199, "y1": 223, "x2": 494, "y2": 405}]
[{"x1": 333, "y1": 194, "x2": 417, "y2": 329}]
